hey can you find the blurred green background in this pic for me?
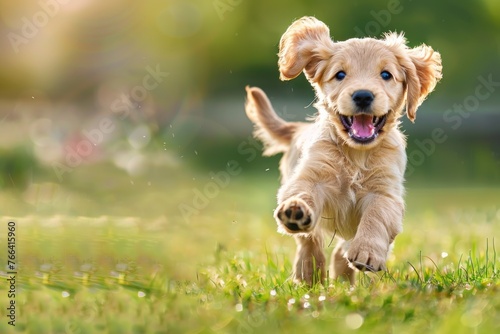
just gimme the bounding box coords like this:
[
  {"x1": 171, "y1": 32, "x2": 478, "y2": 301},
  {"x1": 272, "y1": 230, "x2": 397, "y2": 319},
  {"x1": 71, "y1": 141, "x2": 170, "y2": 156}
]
[
  {"x1": 0, "y1": 0, "x2": 499, "y2": 215},
  {"x1": 1, "y1": 3, "x2": 499, "y2": 332}
]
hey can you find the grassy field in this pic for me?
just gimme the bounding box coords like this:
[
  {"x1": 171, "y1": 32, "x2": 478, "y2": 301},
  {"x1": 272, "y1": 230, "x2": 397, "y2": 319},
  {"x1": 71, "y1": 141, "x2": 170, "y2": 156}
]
[{"x1": 0, "y1": 162, "x2": 499, "y2": 333}]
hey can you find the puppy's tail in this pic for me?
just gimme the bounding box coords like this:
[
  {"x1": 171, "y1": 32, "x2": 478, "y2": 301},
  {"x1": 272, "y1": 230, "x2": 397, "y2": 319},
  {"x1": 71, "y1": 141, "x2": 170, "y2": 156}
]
[{"x1": 245, "y1": 86, "x2": 298, "y2": 155}]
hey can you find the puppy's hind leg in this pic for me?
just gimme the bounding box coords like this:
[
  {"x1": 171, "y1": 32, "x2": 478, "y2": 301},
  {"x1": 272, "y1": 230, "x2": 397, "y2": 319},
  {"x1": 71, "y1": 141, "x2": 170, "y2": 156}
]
[{"x1": 331, "y1": 239, "x2": 355, "y2": 285}]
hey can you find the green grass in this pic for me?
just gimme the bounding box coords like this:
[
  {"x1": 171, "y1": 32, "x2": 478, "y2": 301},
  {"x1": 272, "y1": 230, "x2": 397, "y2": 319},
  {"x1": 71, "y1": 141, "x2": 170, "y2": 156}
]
[{"x1": 0, "y1": 162, "x2": 499, "y2": 333}]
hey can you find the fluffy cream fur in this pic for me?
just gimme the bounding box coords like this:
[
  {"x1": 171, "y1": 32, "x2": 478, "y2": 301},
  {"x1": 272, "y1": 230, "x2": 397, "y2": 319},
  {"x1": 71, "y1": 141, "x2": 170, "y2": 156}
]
[{"x1": 245, "y1": 16, "x2": 442, "y2": 285}]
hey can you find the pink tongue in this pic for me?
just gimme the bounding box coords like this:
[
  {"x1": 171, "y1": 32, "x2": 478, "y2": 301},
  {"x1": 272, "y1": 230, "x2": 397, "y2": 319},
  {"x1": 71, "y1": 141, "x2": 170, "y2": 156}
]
[{"x1": 351, "y1": 115, "x2": 374, "y2": 138}]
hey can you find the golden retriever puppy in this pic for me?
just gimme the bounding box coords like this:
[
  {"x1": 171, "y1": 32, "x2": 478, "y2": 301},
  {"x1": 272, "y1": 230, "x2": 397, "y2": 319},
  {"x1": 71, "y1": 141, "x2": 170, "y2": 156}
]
[{"x1": 245, "y1": 16, "x2": 442, "y2": 285}]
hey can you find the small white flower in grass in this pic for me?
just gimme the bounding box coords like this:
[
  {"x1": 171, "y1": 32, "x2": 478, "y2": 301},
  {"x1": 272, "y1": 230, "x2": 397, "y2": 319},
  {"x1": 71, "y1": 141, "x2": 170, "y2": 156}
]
[
  {"x1": 303, "y1": 301, "x2": 311, "y2": 309},
  {"x1": 235, "y1": 303, "x2": 243, "y2": 312},
  {"x1": 138, "y1": 291, "x2": 146, "y2": 298},
  {"x1": 287, "y1": 298, "x2": 295, "y2": 311},
  {"x1": 345, "y1": 313, "x2": 364, "y2": 330},
  {"x1": 303, "y1": 294, "x2": 310, "y2": 300},
  {"x1": 318, "y1": 295, "x2": 326, "y2": 302},
  {"x1": 270, "y1": 289, "x2": 277, "y2": 297},
  {"x1": 62, "y1": 291, "x2": 70, "y2": 298},
  {"x1": 441, "y1": 252, "x2": 449, "y2": 258}
]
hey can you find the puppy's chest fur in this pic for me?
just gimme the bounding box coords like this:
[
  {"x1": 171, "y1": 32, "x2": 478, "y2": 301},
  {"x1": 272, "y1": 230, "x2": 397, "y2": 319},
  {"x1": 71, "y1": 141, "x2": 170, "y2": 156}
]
[{"x1": 282, "y1": 118, "x2": 406, "y2": 240}]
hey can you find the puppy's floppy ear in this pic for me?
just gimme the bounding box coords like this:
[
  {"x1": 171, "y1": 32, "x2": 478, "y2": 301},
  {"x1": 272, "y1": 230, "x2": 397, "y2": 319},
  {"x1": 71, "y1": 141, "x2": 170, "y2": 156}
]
[
  {"x1": 403, "y1": 44, "x2": 442, "y2": 122},
  {"x1": 278, "y1": 16, "x2": 335, "y2": 82}
]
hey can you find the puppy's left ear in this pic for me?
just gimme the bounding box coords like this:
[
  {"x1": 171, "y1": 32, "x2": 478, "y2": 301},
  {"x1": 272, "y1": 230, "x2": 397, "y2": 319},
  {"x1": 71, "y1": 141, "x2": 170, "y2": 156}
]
[{"x1": 404, "y1": 45, "x2": 443, "y2": 122}]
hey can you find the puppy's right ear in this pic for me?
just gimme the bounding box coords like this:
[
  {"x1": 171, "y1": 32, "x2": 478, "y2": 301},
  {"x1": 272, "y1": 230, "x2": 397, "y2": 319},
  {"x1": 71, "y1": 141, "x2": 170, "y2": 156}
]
[{"x1": 278, "y1": 16, "x2": 335, "y2": 82}]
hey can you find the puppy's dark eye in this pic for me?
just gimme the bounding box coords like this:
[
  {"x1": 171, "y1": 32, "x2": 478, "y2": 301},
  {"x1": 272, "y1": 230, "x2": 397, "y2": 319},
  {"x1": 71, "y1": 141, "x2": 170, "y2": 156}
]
[
  {"x1": 335, "y1": 71, "x2": 346, "y2": 81},
  {"x1": 381, "y1": 71, "x2": 392, "y2": 81}
]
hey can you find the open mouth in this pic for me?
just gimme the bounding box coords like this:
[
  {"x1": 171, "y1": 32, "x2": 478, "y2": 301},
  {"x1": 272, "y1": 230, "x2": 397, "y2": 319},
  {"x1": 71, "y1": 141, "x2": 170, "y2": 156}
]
[{"x1": 340, "y1": 114, "x2": 387, "y2": 144}]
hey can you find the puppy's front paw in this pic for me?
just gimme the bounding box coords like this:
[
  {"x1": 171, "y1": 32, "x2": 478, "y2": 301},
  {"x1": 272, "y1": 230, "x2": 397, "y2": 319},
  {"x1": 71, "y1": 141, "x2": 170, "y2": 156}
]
[
  {"x1": 275, "y1": 198, "x2": 314, "y2": 233},
  {"x1": 346, "y1": 238, "x2": 388, "y2": 272}
]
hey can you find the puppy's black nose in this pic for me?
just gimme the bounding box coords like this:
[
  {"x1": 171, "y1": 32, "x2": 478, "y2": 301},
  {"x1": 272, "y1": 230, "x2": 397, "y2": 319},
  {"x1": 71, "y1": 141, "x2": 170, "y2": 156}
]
[{"x1": 352, "y1": 90, "x2": 374, "y2": 109}]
